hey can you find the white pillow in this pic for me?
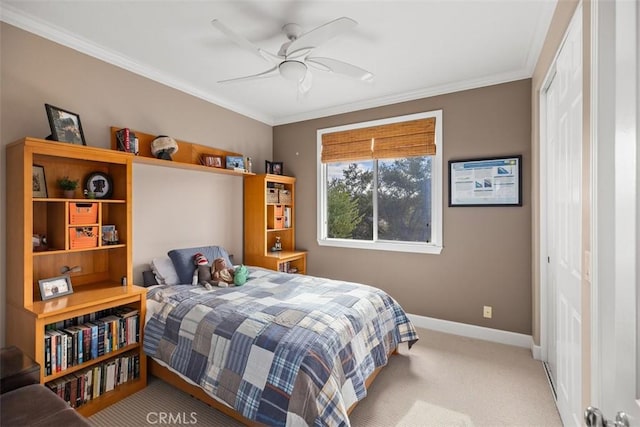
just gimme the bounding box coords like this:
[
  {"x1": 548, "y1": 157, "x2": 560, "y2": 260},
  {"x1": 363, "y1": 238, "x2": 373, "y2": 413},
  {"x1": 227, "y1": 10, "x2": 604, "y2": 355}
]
[{"x1": 150, "y1": 256, "x2": 180, "y2": 286}]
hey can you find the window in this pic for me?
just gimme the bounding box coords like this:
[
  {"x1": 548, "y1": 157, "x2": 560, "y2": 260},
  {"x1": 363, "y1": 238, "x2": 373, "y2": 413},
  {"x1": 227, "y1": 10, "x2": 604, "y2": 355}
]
[{"x1": 317, "y1": 110, "x2": 443, "y2": 254}]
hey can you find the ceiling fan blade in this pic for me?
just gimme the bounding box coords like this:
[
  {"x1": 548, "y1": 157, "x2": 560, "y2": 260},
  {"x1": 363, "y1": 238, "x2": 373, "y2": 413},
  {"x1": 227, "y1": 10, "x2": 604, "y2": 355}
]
[
  {"x1": 218, "y1": 66, "x2": 279, "y2": 84},
  {"x1": 306, "y1": 57, "x2": 374, "y2": 82},
  {"x1": 298, "y1": 69, "x2": 313, "y2": 95},
  {"x1": 286, "y1": 17, "x2": 357, "y2": 57},
  {"x1": 211, "y1": 19, "x2": 280, "y2": 63},
  {"x1": 285, "y1": 47, "x2": 312, "y2": 60}
]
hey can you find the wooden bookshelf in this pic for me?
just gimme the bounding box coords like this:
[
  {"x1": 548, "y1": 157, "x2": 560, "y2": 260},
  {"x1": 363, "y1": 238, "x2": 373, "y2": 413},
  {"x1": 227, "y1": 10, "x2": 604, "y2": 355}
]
[
  {"x1": 244, "y1": 174, "x2": 306, "y2": 274},
  {"x1": 5, "y1": 137, "x2": 147, "y2": 416}
]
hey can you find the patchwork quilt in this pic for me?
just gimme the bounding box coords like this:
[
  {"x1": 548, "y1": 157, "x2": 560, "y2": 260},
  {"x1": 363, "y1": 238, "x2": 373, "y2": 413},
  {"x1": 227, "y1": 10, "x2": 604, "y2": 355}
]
[{"x1": 144, "y1": 267, "x2": 418, "y2": 426}]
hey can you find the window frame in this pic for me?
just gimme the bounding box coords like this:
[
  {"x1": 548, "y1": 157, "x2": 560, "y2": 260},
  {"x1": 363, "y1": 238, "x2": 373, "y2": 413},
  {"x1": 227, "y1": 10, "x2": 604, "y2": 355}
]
[{"x1": 317, "y1": 110, "x2": 443, "y2": 254}]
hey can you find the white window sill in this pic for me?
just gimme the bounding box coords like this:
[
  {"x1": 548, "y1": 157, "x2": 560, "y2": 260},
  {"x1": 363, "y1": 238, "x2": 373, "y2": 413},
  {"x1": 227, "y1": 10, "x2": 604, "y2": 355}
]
[{"x1": 317, "y1": 238, "x2": 443, "y2": 254}]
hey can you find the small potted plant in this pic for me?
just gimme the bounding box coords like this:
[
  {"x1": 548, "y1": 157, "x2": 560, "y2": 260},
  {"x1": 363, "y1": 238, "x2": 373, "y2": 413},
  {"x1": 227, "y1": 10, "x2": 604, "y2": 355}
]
[{"x1": 57, "y1": 176, "x2": 79, "y2": 198}]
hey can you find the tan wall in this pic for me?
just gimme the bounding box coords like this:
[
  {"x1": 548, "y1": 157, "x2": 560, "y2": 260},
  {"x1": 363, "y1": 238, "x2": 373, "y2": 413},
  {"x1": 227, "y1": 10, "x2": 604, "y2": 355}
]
[
  {"x1": 274, "y1": 80, "x2": 533, "y2": 335},
  {"x1": 0, "y1": 23, "x2": 273, "y2": 346}
]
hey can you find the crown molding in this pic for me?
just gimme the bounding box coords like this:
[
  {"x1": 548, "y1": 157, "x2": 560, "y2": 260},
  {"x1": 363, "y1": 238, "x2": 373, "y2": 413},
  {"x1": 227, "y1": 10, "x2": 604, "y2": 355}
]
[
  {"x1": 1, "y1": 3, "x2": 544, "y2": 128},
  {"x1": 0, "y1": 4, "x2": 276, "y2": 126},
  {"x1": 273, "y1": 69, "x2": 532, "y2": 125}
]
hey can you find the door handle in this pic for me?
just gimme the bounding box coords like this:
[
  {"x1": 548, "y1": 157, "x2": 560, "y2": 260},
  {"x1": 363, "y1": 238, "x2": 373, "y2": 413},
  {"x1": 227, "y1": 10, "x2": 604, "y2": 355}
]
[
  {"x1": 585, "y1": 407, "x2": 630, "y2": 427},
  {"x1": 585, "y1": 406, "x2": 605, "y2": 427}
]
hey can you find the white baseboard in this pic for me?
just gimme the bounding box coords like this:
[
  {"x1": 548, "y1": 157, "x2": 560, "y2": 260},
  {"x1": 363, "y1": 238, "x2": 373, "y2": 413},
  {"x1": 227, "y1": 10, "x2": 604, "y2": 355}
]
[
  {"x1": 408, "y1": 313, "x2": 533, "y2": 350},
  {"x1": 531, "y1": 343, "x2": 543, "y2": 360}
]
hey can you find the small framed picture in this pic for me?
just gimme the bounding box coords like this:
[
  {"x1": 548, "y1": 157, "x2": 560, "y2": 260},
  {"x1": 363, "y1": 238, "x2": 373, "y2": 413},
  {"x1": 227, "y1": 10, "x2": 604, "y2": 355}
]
[
  {"x1": 38, "y1": 275, "x2": 74, "y2": 300},
  {"x1": 201, "y1": 155, "x2": 223, "y2": 168},
  {"x1": 272, "y1": 162, "x2": 284, "y2": 175},
  {"x1": 265, "y1": 160, "x2": 273, "y2": 174},
  {"x1": 101, "y1": 225, "x2": 118, "y2": 245},
  {"x1": 32, "y1": 164, "x2": 48, "y2": 198},
  {"x1": 226, "y1": 155, "x2": 244, "y2": 170},
  {"x1": 44, "y1": 103, "x2": 87, "y2": 145}
]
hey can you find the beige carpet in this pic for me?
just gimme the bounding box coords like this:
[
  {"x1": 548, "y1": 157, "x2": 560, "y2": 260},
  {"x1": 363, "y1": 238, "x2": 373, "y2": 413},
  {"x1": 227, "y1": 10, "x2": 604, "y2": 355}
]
[{"x1": 89, "y1": 328, "x2": 561, "y2": 426}]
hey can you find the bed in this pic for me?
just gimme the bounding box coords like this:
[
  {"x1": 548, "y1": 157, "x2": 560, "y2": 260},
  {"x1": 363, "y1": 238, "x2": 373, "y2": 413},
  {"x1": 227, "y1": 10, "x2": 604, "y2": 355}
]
[{"x1": 143, "y1": 247, "x2": 418, "y2": 427}]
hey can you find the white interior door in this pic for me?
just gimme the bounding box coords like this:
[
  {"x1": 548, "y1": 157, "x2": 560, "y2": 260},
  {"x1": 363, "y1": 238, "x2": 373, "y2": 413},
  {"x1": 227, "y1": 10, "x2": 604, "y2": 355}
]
[
  {"x1": 544, "y1": 5, "x2": 583, "y2": 426},
  {"x1": 545, "y1": 71, "x2": 559, "y2": 395},
  {"x1": 590, "y1": 0, "x2": 640, "y2": 423}
]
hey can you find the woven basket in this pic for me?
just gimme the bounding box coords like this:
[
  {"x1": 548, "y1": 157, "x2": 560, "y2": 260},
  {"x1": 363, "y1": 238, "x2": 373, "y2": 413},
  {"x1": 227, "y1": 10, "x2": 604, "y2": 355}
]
[
  {"x1": 266, "y1": 188, "x2": 279, "y2": 204},
  {"x1": 279, "y1": 189, "x2": 292, "y2": 205}
]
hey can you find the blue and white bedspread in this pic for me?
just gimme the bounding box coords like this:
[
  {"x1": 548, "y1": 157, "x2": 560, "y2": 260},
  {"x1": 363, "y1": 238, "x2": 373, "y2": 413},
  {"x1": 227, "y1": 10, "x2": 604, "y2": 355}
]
[{"x1": 144, "y1": 267, "x2": 418, "y2": 426}]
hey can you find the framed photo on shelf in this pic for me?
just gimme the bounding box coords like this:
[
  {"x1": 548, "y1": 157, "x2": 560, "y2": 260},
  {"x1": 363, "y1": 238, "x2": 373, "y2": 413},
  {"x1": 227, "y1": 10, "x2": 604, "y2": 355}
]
[
  {"x1": 44, "y1": 103, "x2": 87, "y2": 145},
  {"x1": 271, "y1": 162, "x2": 284, "y2": 175},
  {"x1": 101, "y1": 224, "x2": 118, "y2": 245},
  {"x1": 266, "y1": 161, "x2": 284, "y2": 175},
  {"x1": 201, "y1": 155, "x2": 223, "y2": 168},
  {"x1": 226, "y1": 155, "x2": 244, "y2": 170},
  {"x1": 449, "y1": 155, "x2": 522, "y2": 207},
  {"x1": 38, "y1": 275, "x2": 74, "y2": 300},
  {"x1": 32, "y1": 164, "x2": 48, "y2": 198}
]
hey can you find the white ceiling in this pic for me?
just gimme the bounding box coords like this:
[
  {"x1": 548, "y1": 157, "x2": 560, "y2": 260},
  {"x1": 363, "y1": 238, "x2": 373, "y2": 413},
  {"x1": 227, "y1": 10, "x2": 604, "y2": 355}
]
[{"x1": 1, "y1": 1, "x2": 556, "y2": 125}]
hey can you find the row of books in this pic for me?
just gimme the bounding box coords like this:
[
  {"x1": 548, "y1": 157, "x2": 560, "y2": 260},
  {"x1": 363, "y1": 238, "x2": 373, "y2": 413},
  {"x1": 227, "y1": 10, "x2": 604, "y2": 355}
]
[
  {"x1": 44, "y1": 307, "x2": 140, "y2": 376},
  {"x1": 45, "y1": 352, "x2": 140, "y2": 408},
  {"x1": 278, "y1": 261, "x2": 298, "y2": 274},
  {"x1": 115, "y1": 128, "x2": 139, "y2": 154},
  {"x1": 47, "y1": 308, "x2": 121, "y2": 330}
]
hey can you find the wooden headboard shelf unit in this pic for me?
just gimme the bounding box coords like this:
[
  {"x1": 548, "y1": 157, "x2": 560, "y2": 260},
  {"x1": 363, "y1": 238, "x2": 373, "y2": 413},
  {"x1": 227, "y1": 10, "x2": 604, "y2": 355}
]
[{"x1": 109, "y1": 127, "x2": 254, "y2": 176}]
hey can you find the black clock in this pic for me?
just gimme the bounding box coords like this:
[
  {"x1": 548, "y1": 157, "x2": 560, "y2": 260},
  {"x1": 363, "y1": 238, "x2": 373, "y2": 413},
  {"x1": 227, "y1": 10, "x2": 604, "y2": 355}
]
[{"x1": 84, "y1": 172, "x2": 113, "y2": 199}]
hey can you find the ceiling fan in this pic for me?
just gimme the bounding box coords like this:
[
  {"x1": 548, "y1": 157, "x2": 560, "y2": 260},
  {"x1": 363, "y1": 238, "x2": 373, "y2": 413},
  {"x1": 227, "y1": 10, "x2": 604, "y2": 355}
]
[{"x1": 211, "y1": 17, "x2": 374, "y2": 94}]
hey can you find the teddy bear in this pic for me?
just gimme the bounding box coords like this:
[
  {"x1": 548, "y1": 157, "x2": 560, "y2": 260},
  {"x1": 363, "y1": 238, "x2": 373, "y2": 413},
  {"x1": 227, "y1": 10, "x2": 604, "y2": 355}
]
[{"x1": 212, "y1": 257, "x2": 235, "y2": 287}]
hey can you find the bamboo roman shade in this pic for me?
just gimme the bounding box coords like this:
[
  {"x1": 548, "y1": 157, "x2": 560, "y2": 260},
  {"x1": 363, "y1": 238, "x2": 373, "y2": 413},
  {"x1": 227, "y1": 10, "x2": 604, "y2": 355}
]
[{"x1": 321, "y1": 117, "x2": 436, "y2": 163}]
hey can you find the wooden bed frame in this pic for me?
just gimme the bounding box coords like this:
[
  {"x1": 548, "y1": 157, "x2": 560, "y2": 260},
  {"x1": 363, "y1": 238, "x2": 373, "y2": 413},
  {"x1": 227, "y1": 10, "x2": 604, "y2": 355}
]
[{"x1": 148, "y1": 348, "x2": 397, "y2": 426}]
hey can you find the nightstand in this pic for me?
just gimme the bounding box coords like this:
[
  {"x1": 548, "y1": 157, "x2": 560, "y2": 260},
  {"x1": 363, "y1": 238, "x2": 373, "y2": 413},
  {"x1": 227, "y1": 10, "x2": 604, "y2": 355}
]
[{"x1": 0, "y1": 346, "x2": 40, "y2": 394}]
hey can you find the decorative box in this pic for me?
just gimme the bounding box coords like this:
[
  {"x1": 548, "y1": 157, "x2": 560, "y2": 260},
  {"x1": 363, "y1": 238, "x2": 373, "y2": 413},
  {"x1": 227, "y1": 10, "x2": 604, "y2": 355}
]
[
  {"x1": 268, "y1": 216, "x2": 284, "y2": 230},
  {"x1": 69, "y1": 226, "x2": 98, "y2": 249},
  {"x1": 69, "y1": 202, "x2": 98, "y2": 224}
]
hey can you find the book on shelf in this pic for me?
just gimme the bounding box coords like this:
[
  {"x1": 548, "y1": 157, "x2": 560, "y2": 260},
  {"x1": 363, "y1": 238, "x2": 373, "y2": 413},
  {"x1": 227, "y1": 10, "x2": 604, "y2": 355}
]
[
  {"x1": 43, "y1": 307, "x2": 141, "y2": 376},
  {"x1": 44, "y1": 352, "x2": 141, "y2": 408},
  {"x1": 44, "y1": 332, "x2": 52, "y2": 375},
  {"x1": 115, "y1": 128, "x2": 139, "y2": 154}
]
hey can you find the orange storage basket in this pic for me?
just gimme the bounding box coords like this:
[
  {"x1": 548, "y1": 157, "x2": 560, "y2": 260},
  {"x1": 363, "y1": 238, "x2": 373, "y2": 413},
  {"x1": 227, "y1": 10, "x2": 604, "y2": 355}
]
[
  {"x1": 69, "y1": 226, "x2": 98, "y2": 249},
  {"x1": 69, "y1": 203, "x2": 98, "y2": 224}
]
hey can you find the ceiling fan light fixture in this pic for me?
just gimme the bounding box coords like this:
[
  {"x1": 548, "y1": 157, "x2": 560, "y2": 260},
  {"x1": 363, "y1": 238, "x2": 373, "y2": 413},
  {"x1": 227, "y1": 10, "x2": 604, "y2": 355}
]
[{"x1": 279, "y1": 60, "x2": 307, "y2": 82}]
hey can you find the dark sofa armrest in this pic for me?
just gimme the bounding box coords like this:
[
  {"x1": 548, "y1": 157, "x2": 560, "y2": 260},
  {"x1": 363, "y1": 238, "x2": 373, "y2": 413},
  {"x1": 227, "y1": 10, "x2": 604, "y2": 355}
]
[{"x1": 0, "y1": 346, "x2": 40, "y2": 394}]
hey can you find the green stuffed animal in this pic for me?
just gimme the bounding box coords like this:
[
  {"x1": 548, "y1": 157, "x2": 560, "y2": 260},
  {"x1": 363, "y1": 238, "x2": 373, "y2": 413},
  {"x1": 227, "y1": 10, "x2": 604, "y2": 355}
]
[{"x1": 233, "y1": 265, "x2": 249, "y2": 286}]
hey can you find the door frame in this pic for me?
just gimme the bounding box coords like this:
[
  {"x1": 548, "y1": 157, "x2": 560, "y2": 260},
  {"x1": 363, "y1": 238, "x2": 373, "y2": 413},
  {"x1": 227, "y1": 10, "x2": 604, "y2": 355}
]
[{"x1": 590, "y1": 0, "x2": 640, "y2": 415}]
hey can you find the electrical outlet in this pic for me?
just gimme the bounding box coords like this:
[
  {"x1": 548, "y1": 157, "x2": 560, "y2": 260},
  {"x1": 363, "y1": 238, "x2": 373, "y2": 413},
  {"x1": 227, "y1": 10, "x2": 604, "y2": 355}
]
[{"x1": 483, "y1": 305, "x2": 492, "y2": 319}]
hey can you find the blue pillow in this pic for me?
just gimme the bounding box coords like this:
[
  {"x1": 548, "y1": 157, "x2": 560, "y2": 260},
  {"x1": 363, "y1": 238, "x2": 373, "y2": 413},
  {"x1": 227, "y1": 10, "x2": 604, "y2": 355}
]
[{"x1": 167, "y1": 245, "x2": 233, "y2": 284}]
